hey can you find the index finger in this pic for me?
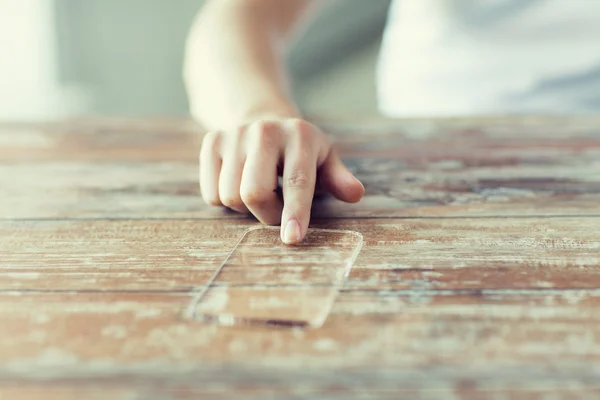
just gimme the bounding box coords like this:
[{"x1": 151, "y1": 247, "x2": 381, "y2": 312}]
[{"x1": 280, "y1": 137, "x2": 319, "y2": 245}]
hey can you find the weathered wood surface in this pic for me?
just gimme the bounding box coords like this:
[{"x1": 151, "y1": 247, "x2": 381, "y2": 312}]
[
  {"x1": 1, "y1": 116, "x2": 599, "y2": 219},
  {"x1": 2, "y1": 290, "x2": 600, "y2": 398},
  {"x1": 1, "y1": 116, "x2": 600, "y2": 399},
  {"x1": 2, "y1": 387, "x2": 599, "y2": 400},
  {"x1": 3, "y1": 218, "x2": 600, "y2": 292}
]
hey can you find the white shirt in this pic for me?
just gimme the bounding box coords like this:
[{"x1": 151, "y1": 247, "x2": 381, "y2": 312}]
[{"x1": 377, "y1": 0, "x2": 600, "y2": 117}]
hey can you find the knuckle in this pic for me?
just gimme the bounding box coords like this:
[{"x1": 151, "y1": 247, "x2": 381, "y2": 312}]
[
  {"x1": 290, "y1": 119, "x2": 318, "y2": 147},
  {"x1": 251, "y1": 124, "x2": 279, "y2": 145},
  {"x1": 255, "y1": 120, "x2": 279, "y2": 133},
  {"x1": 290, "y1": 119, "x2": 315, "y2": 135},
  {"x1": 240, "y1": 187, "x2": 273, "y2": 206},
  {"x1": 220, "y1": 195, "x2": 244, "y2": 210},
  {"x1": 251, "y1": 120, "x2": 281, "y2": 140},
  {"x1": 286, "y1": 171, "x2": 311, "y2": 189},
  {"x1": 245, "y1": 123, "x2": 283, "y2": 153}
]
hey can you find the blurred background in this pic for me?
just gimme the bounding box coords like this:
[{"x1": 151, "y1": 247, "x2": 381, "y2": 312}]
[{"x1": 0, "y1": 0, "x2": 391, "y2": 121}]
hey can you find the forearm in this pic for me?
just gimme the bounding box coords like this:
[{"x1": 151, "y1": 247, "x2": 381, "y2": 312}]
[{"x1": 184, "y1": 0, "x2": 315, "y2": 130}]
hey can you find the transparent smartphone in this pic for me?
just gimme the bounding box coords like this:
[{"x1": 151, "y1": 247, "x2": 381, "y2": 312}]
[{"x1": 186, "y1": 227, "x2": 363, "y2": 328}]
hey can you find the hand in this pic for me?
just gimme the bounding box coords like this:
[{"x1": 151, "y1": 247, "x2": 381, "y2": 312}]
[{"x1": 199, "y1": 117, "x2": 365, "y2": 244}]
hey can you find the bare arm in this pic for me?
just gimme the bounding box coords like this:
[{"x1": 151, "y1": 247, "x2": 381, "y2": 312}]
[
  {"x1": 184, "y1": 0, "x2": 314, "y2": 130},
  {"x1": 184, "y1": 0, "x2": 364, "y2": 244}
]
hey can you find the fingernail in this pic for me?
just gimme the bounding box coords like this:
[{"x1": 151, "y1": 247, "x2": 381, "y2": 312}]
[
  {"x1": 283, "y1": 219, "x2": 302, "y2": 244},
  {"x1": 352, "y1": 175, "x2": 365, "y2": 191}
]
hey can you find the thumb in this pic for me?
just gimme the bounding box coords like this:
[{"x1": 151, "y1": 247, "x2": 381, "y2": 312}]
[{"x1": 319, "y1": 150, "x2": 365, "y2": 203}]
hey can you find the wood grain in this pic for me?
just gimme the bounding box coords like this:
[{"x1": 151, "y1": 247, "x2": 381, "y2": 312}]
[
  {"x1": 1, "y1": 387, "x2": 599, "y2": 400},
  {"x1": 0, "y1": 118, "x2": 202, "y2": 163},
  {"x1": 1, "y1": 116, "x2": 599, "y2": 218},
  {"x1": 2, "y1": 218, "x2": 600, "y2": 394},
  {"x1": 1, "y1": 291, "x2": 599, "y2": 391},
  {"x1": 2, "y1": 116, "x2": 600, "y2": 398},
  {"x1": 318, "y1": 116, "x2": 600, "y2": 218},
  {"x1": 2, "y1": 218, "x2": 600, "y2": 292}
]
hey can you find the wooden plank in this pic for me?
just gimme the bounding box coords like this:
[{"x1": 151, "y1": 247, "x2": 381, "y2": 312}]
[
  {"x1": 3, "y1": 116, "x2": 599, "y2": 163},
  {"x1": 0, "y1": 291, "x2": 599, "y2": 391},
  {"x1": 318, "y1": 114, "x2": 600, "y2": 136},
  {"x1": 0, "y1": 387, "x2": 136, "y2": 400},
  {"x1": 0, "y1": 162, "x2": 236, "y2": 219},
  {"x1": 1, "y1": 386, "x2": 598, "y2": 400},
  {"x1": 318, "y1": 116, "x2": 600, "y2": 218},
  {"x1": 2, "y1": 116, "x2": 599, "y2": 396},
  {"x1": 1, "y1": 117, "x2": 600, "y2": 218},
  {"x1": 2, "y1": 218, "x2": 599, "y2": 292},
  {"x1": 0, "y1": 119, "x2": 215, "y2": 219},
  {"x1": 0, "y1": 118, "x2": 202, "y2": 163}
]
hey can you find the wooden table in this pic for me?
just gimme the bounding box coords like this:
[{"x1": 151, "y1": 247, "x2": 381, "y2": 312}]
[{"x1": 1, "y1": 116, "x2": 599, "y2": 399}]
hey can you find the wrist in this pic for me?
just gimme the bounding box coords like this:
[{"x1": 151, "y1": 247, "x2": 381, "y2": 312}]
[
  {"x1": 239, "y1": 101, "x2": 302, "y2": 125},
  {"x1": 190, "y1": 91, "x2": 301, "y2": 131}
]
